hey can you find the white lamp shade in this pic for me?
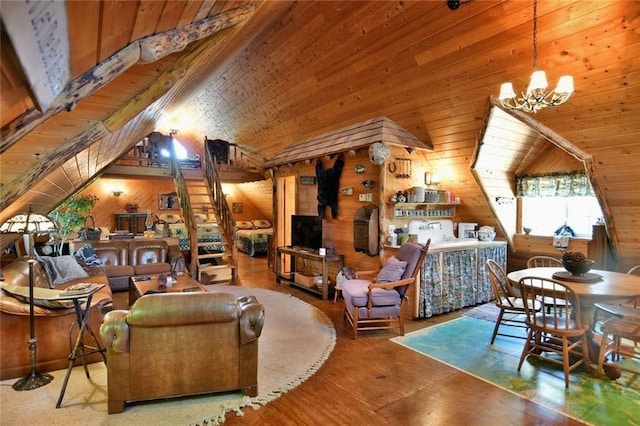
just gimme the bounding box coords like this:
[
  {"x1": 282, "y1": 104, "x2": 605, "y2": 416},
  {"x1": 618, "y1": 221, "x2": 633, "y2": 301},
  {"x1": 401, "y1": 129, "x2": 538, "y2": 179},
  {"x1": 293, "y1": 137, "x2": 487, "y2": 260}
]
[
  {"x1": 498, "y1": 82, "x2": 516, "y2": 99},
  {"x1": 555, "y1": 75, "x2": 574, "y2": 94},
  {"x1": 527, "y1": 70, "x2": 548, "y2": 93}
]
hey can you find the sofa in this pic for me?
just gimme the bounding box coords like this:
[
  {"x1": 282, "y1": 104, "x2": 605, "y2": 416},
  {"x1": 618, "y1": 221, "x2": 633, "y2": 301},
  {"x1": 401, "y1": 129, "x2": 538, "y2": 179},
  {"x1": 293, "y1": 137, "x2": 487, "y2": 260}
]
[
  {"x1": 99, "y1": 291, "x2": 265, "y2": 414},
  {"x1": 81, "y1": 239, "x2": 185, "y2": 292},
  {"x1": 0, "y1": 256, "x2": 113, "y2": 380}
]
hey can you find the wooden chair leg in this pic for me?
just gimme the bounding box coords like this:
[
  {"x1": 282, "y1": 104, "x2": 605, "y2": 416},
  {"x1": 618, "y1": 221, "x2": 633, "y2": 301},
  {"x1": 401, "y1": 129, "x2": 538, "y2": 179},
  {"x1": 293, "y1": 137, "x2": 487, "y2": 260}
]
[{"x1": 491, "y1": 309, "x2": 505, "y2": 344}]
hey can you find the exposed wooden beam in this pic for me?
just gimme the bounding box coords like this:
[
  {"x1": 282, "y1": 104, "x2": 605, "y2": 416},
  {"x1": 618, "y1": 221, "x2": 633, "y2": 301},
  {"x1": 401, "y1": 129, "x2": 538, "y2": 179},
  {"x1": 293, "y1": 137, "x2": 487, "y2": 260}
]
[
  {"x1": 139, "y1": 3, "x2": 254, "y2": 63},
  {"x1": 0, "y1": 122, "x2": 110, "y2": 212},
  {"x1": 0, "y1": 4, "x2": 254, "y2": 152}
]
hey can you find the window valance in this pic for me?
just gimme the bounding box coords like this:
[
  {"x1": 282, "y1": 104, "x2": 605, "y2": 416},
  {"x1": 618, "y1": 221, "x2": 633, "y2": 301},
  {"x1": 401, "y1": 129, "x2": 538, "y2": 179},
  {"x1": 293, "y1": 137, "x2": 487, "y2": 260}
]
[{"x1": 516, "y1": 171, "x2": 593, "y2": 198}]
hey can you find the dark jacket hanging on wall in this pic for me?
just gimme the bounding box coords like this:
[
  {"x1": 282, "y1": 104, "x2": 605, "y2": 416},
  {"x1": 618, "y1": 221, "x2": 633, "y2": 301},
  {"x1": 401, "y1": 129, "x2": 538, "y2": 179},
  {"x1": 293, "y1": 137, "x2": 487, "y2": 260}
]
[{"x1": 316, "y1": 154, "x2": 345, "y2": 219}]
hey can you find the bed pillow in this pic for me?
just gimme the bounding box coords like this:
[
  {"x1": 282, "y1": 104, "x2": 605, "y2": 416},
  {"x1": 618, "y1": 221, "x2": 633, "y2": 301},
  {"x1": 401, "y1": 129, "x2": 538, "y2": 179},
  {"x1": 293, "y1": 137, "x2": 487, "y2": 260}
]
[
  {"x1": 36, "y1": 255, "x2": 90, "y2": 287},
  {"x1": 252, "y1": 220, "x2": 272, "y2": 229},
  {"x1": 375, "y1": 256, "x2": 407, "y2": 283},
  {"x1": 158, "y1": 213, "x2": 182, "y2": 224},
  {"x1": 236, "y1": 221, "x2": 254, "y2": 230}
]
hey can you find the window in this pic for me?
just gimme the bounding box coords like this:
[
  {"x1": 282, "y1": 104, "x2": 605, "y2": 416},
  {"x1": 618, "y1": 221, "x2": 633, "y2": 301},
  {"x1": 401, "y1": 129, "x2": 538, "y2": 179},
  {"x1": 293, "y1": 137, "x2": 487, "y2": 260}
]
[
  {"x1": 159, "y1": 140, "x2": 188, "y2": 159},
  {"x1": 521, "y1": 196, "x2": 603, "y2": 237}
]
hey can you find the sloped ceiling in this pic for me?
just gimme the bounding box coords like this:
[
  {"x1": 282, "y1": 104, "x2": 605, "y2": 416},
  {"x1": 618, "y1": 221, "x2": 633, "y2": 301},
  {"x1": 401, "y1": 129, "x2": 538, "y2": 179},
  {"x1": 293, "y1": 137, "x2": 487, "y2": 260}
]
[{"x1": 1, "y1": 1, "x2": 639, "y2": 263}]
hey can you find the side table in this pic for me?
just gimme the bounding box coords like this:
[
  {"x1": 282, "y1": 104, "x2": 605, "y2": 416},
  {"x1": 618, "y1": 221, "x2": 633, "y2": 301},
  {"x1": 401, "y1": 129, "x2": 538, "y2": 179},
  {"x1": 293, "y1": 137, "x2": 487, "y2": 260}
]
[{"x1": 55, "y1": 284, "x2": 107, "y2": 408}]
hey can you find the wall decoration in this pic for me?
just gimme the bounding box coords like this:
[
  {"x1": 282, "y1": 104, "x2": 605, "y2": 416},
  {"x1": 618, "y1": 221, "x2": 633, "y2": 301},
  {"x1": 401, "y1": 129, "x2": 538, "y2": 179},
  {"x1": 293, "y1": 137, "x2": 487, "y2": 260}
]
[
  {"x1": 368, "y1": 142, "x2": 390, "y2": 165},
  {"x1": 299, "y1": 176, "x2": 316, "y2": 185},
  {"x1": 232, "y1": 202, "x2": 243, "y2": 213},
  {"x1": 341, "y1": 187, "x2": 354, "y2": 196},
  {"x1": 354, "y1": 165, "x2": 366, "y2": 174},
  {"x1": 159, "y1": 193, "x2": 178, "y2": 210}
]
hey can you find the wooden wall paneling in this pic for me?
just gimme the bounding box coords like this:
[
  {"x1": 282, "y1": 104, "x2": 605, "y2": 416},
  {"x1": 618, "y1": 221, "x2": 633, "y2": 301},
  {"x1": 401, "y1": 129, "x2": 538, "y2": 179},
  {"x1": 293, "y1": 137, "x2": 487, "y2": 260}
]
[
  {"x1": 98, "y1": 1, "x2": 139, "y2": 63},
  {"x1": 130, "y1": 0, "x2": 169, "y2": 40},
  {"x1": 295, "y1": 162, "x2": 318, "y2": 216},
  {"x1": 194, "y1": 1, "x2": 216, "y2": 21},
  {"x1": 155, "y1": 1, "x2": 189, "y2": 33},
  {"x1": 0, "y1": 36, "x2": 34, "y2": 127},
  {"x1": 66, "y1": 0, "x2": 101, "y2": 78},
  {"x1": 177, "y1": 0, "x2": 205, "y2": 27},
  {"x1": 234, "y1": 180, "x2": 273, "y2": 221}
]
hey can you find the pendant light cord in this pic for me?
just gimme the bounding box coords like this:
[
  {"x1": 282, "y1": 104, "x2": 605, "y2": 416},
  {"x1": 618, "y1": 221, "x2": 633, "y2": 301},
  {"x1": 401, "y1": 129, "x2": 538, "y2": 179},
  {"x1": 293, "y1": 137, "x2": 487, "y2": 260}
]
[{"x1": 532, "y1": 0, "x2": 538, "y2": 69}]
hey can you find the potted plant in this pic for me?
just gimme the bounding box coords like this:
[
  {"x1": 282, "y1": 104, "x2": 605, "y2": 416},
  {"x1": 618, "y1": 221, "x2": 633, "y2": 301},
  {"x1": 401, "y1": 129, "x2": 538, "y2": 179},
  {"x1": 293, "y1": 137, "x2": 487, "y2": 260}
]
[{"x1": 48, "y1": 194, "x2": 99, "y2": 256}]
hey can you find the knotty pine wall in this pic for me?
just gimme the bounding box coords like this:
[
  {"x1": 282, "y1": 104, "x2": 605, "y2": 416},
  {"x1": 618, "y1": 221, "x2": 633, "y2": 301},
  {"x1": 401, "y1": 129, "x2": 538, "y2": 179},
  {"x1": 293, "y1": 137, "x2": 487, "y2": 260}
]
[{"x1": 77, "y1": 176, "x2": 272, "y2": 232}]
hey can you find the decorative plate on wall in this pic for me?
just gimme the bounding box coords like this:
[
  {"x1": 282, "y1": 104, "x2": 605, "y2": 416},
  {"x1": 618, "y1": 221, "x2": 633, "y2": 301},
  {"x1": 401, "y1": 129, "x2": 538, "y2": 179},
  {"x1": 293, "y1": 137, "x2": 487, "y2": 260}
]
[{"x1": 354, "y1": 165, "x2": 366, "y2": 174}]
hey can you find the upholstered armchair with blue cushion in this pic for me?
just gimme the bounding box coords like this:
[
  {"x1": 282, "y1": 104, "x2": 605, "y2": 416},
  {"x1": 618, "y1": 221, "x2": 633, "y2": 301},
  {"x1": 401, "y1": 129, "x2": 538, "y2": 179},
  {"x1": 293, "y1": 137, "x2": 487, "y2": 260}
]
[{"x1": 342, "y1": 241, "x2": 430, "y2": 339}]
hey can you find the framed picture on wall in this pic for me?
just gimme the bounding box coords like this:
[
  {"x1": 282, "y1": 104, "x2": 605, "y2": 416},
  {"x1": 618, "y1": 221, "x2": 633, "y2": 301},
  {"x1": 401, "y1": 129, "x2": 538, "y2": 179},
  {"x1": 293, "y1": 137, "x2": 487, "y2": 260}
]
[
  {"x1": 232, "y1": 202, "x2": 243, "y2": 213},
  {"x1": 300, "y1": 176, "x2": 316, "y2": 185},
  {"x1": 159, "y1": 193, "x2": 178, "y2": 210}
]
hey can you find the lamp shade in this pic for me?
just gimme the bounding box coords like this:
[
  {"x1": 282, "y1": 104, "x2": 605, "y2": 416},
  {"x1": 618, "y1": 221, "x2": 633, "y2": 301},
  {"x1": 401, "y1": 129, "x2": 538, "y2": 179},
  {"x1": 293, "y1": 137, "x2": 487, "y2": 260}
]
[
  {"x1": 527, "y1": 70, "x2": 548, "y2": 93},
  {"x1": 555, "y1": 75, "x2": 574, "y2": 94},
  {"x1": 498, "y1": 82, "x2": 516, "y2": 100},
  {"x1": 0, "y1": 213, "x2": 56, "y2": 234}
]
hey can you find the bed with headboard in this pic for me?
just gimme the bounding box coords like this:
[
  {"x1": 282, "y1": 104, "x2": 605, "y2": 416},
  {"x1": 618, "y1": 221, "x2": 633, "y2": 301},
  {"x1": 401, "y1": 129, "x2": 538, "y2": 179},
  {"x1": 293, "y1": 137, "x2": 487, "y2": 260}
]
[{"x1": 235, "y1": 220, "x2": 273, "y2": 257}]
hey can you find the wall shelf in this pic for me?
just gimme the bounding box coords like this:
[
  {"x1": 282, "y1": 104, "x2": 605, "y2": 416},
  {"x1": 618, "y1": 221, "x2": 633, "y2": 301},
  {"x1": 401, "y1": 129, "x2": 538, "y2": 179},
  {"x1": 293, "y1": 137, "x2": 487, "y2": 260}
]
[{"x1": 388, "y1": 202, "x2": 458, "y2": 219}]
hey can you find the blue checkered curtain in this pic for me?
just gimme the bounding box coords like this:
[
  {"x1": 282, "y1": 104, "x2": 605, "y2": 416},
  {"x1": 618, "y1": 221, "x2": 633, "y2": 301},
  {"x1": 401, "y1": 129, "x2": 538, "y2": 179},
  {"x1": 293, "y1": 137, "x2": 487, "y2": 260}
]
[{"x1": 516, "y1": 171, "x2": 593, "y2": 197}]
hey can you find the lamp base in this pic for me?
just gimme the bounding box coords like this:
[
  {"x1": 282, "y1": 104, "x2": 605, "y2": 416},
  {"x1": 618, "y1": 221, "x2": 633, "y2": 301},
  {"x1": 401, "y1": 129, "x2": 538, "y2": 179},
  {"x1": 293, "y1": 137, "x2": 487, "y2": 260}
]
[{"x1": 12, "y1": 370, "x2": 53, "y2": 391}]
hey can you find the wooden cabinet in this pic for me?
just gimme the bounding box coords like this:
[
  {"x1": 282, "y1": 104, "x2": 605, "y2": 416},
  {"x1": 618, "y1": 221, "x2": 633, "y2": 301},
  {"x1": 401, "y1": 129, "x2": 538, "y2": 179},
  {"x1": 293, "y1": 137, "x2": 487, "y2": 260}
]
[
  {"x1": 114, "y1": 213, "x2": 148, "y2": 235},
  {"x1": 275, "y1": 246, "x2": 344, "y2": 300}
]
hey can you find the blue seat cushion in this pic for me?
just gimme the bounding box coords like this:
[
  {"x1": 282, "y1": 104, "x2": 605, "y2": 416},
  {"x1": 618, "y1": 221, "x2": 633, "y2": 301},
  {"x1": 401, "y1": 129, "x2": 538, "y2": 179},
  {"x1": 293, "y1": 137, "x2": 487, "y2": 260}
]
[{"x1": 342, "y1": 279, "x2": 401, "y2": 308}]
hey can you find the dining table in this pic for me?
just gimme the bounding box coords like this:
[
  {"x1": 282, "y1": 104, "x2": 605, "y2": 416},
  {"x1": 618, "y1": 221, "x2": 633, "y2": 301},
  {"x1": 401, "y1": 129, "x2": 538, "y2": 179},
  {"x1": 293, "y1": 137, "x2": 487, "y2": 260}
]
[{"x1": 507, "y1": 267, "x2": 640, "y2": 377}]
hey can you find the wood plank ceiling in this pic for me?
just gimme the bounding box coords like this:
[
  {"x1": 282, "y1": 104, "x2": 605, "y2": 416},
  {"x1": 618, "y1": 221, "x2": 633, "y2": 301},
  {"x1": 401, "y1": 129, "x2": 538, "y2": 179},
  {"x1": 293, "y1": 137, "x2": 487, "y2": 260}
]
[{"x1": 1, "y1": 0, "x2": 639, "y2": 263}]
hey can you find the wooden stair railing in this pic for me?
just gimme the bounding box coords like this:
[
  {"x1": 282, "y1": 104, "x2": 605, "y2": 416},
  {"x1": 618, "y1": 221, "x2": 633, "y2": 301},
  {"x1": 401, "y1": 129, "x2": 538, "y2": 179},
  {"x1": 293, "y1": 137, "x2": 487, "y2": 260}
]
[
  {"x1": 203, "y1": 145, "x2": 238, "y2": 274},
  {"x1": 167, "y1": 149, "x2": 199, "y2": 278}
]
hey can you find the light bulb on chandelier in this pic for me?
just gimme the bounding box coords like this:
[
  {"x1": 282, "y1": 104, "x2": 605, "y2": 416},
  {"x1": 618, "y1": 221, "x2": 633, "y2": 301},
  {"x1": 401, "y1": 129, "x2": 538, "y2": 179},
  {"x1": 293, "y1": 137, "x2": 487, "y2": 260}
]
[{"x1": 498, "y1": 0, "x2": 573, "y2": 113}]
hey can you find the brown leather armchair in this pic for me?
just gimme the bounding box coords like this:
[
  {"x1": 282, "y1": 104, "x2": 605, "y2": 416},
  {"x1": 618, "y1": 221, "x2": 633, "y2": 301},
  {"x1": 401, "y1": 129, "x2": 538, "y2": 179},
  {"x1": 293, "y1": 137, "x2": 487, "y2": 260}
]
[
  {"x1": 99, "y1": 291, "x2": 265, "y2": 414},
  {"x1": 0, "y1": 257, "x2": 113, "y2": 380}
]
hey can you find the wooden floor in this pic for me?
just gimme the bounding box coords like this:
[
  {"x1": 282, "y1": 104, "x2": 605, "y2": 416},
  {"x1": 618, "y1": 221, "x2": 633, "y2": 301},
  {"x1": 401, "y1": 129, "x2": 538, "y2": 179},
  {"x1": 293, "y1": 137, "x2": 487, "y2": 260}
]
[{"x1": 114, "y1": 254, "x2": 585, "y2": 425}]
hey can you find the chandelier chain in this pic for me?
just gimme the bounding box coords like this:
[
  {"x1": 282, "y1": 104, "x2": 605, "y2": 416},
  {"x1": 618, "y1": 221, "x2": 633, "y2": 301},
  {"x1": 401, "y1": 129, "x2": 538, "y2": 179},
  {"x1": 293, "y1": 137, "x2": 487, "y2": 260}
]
[{"x1": 532, "y1": 0, "x2": 538, "y2": 69}]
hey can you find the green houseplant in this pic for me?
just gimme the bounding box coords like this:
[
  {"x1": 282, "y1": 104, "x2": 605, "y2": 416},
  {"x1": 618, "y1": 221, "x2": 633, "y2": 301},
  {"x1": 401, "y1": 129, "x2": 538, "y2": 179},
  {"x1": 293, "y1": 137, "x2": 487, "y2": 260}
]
[{"x1": 48, "y1": 194, "x2": 99, "y2": 256}]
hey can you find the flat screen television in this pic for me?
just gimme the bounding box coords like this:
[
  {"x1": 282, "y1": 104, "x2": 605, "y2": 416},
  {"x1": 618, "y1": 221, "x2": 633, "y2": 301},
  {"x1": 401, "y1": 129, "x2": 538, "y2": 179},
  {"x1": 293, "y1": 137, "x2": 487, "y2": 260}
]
[{"x1": 291, "y1": 215, "x2": 323, "y2": 250}]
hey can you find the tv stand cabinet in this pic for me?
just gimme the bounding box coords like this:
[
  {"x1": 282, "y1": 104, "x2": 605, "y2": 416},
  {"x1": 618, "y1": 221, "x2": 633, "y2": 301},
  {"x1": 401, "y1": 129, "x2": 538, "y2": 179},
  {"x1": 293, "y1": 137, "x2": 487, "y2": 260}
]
[{"x1": 275, "y1": 246, "x2": 343, "y2": 300}]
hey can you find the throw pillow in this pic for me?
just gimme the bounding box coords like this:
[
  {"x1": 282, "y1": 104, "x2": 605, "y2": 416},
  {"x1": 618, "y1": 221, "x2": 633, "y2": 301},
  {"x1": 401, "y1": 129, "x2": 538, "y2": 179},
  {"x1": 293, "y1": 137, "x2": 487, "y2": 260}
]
[
  {"x1": 36, "y1": 255, "x2": 90, "y2": 287},
  {"x1": 375, "y1": 256, "x2": 408, "y2": 283},
  {"x1": 75, "y1": 244, "x2": 104, "y2": 268}
]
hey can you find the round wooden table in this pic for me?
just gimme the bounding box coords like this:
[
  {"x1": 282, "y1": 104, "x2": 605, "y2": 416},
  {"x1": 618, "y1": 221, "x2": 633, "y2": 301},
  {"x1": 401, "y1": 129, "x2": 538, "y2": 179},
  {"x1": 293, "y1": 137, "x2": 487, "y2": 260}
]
[
  {"x1": 507, "y1": 267, "x2": 640, "y2": 378},
  {"x1": 507, "y1": 268, "x2": 640, "y2": 319}
]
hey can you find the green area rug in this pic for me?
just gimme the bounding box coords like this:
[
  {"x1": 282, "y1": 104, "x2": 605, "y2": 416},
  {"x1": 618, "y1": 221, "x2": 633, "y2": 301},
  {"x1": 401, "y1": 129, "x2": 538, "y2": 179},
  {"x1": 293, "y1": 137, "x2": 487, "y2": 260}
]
[{"x1": 391, "y1": 316, "x2": 640, "y2": 426}]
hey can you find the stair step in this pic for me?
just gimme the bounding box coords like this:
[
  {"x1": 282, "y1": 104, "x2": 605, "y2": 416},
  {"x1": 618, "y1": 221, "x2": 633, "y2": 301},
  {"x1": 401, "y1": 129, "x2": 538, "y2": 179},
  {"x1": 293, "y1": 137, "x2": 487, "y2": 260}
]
[{"x1": 198, "y1": 253, "x2": 227, "y2": 259}]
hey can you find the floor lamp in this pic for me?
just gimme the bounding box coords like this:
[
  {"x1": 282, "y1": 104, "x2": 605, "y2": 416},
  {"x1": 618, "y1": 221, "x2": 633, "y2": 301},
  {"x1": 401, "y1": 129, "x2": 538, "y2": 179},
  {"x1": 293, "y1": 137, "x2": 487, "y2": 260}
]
[{"x1": 12, "y1": 226, "x2": 54, "y2": 390}]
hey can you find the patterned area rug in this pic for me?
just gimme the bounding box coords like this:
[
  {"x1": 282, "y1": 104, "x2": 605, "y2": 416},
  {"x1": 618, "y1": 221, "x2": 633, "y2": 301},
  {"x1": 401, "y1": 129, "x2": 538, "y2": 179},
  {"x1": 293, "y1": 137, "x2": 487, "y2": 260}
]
[
  {"x1": 0, "y1": 286, "x2": 336, "y2": 425},
  {"x1": 392, "y1": 316, "x2": 640, "y2": 426}
]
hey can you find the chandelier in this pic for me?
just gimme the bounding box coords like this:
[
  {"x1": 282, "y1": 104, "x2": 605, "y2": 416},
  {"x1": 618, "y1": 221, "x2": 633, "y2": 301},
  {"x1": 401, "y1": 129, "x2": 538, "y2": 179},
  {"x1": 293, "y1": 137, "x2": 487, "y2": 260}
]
[{"x1": 498, "y1": 0, "x2": 574, "y2": 113}]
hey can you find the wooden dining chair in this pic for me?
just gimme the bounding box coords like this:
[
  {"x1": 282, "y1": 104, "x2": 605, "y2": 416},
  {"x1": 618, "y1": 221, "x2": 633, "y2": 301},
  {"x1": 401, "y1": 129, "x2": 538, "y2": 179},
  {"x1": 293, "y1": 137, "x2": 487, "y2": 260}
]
[
  {"x1": 526, "y1": 255, "x2": 569, "y2": 315},
  {"x1": 526, "y1": 256, "x2": 563, "y2": 268},
  {"x1": 517, "y1": 276, "x2": 592, "y2": 388},
  {"x1": 593, "y1": 265, "x2": 640, "y2": 334},
  {"x1": 596, "y1": 313, "x2": 640, "y2": 380},
  {"x1": 486, "y1": 260, "x2": 541, "y2": 344}
]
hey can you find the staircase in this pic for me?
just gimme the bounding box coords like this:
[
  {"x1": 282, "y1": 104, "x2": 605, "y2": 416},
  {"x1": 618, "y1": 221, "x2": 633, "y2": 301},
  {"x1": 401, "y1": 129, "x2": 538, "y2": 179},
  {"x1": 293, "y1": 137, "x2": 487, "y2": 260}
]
[{"x1": 168, "y1": 148, "x2": 238, "y2": 285}]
